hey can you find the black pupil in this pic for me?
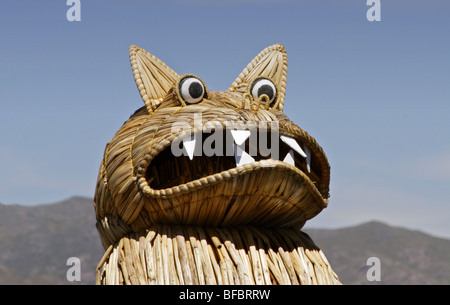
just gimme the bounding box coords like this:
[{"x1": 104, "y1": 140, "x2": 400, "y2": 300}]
[
  {"x1": 257, "y1": 84, "x2": 274, "y2": 100},
  {"x1": 189, "y1": 81, "x2": 203, "y2": 99}
]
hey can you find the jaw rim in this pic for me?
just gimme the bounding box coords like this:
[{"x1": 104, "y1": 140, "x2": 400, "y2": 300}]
[{"x1": 136, "y1": 124, "x2": 330, "y2": 203}]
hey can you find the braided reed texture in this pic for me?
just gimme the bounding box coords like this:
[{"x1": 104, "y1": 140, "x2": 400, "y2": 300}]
[
  {"x1": 96, "y1": 226, "x2": 340, "y2": 285},
  {"x1": 94, "y1": 43, "x2": 338, "y2": 284}
]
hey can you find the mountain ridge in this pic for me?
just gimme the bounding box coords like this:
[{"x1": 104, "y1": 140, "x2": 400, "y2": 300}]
[
  {"x1": 0, "y1": 196, "x2": 449, "y2": 284},
  {"x1": 305, "y1": 220, "x2": 450, "y2": 284}
]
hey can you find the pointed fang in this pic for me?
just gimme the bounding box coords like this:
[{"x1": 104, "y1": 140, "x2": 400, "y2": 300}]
[
  {"x1": 283, "y1": 149, "x2": 295, "y2": 166},
  {"x1": 231, "y1": 130, "x2": 251, "y2": 146},
  {"x1": 280, "y1": 135, "x2": 307, "y2": 158},
  {"x1": 304, "y1": 146, "x2": 311, "y2": 173},
  {"x1": 234, "y1": 143, "x2": 255, "y2": 166},
  {"x1": 183, "y1": 134, "x2": 197, "y2": 160}
]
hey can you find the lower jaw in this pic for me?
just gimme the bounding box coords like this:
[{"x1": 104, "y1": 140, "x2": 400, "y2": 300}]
[{"x1": 141, "y1": 160, "x2": 327, "y2": 228}]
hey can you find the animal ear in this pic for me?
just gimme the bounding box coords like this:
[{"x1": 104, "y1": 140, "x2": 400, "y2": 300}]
[
  {"x1": 129, "y1": 45, "x2": 180, "y2": 113},
  {"x1": 228, "y1": 43, "x2": 288, "y2": 111}
]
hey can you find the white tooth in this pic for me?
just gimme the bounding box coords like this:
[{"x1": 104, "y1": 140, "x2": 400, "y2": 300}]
[
  {"x1": 234, "y1": 143, "x2": 255, "y2": 166},
  {"x1": 280, "y1": 135, "x2": 307, "y2": 158},
  {"x1": 183, "y1": 134, "x2": 197, "y2": 160},
  {"x1": 304, "y1": 146, "x2": 311, "y2": 173},
  {"x1": 283, "y1": 149, "x2": 295, "y2": 166},
  {"x1": 231, "y1": 130, "x2": 251, "y2": 146}
]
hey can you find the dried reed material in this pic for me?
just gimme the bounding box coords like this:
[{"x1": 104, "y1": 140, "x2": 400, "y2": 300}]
[
  {"x1": 95, "y1": 45, "x2": 330, "y2": 237},
  {"x1": 94, "y1": 43, "x2": 339, "y2": 285},
  {"x1": 96, "y1": 226, "x2": 340, "y2": 285},
  {"x1": 229, "y1": 44, "x2": 287, "y2": 111}
]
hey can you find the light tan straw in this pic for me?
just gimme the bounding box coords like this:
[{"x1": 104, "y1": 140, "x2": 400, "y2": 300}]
[{"x1": 94, "y1": 43, "x2": 338, "y2": 285}]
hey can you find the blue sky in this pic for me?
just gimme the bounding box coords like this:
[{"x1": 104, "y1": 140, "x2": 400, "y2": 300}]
[{"x1": 1, "y1": 1, "x2": 449, "y2": 237}]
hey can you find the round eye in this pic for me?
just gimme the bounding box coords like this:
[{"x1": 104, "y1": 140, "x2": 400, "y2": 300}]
[
  {"x1": 179, "y1": 76, "x2": 205, "y2": 104},
  {"x1": 251, "y1": 78, "x2": 277, "y2": 105}
]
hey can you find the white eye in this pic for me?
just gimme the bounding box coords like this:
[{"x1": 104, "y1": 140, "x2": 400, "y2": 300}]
[
  {"x1": 251, "y1": 78, "x2": 277, "y2": 105},
  {"x1": 179, "y1": 76, "x2": 205, "y2": 104}
]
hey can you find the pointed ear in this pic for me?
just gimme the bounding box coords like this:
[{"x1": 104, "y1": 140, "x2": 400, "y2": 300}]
[
  {"x1": 129, "y1": 45, "x2": 180, "y2": 113},
  {"x1": 229, "y1": 44, "x2": 288, "y2": 111}
]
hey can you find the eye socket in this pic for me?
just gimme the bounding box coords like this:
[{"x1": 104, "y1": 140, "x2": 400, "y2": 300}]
[
  {"x1": 250, "y1": 78, "x2": 277, "y2": 105},
  {"x1": 178, "y1": 76, "x2": 206, "y2": 104}
]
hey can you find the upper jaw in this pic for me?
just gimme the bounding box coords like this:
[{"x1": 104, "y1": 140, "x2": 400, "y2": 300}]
[{"x1": 135, "y1": 119, "x2": 330, "y2": 201}]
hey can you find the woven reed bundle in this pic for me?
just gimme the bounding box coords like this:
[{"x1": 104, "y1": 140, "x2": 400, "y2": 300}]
[
  {"x1": 94, "y1": 43, "x2": 340, "y2": 284},
  {"x1": 96, "y1": 226, "x2": 340, "y2": 285}
]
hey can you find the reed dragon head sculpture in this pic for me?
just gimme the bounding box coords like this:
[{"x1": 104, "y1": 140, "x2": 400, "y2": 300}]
[{"x1": 94, "y1": 44, "x2": 338, "y2": 285}]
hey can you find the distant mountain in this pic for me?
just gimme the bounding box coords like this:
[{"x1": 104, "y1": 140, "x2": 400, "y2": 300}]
[
  {"x1": 0, "y1": 196, "x2": 449, "y2": 284},
  {"x1": 0, "y1": 196, "x2": 103, "y2": 284},
  {"x1": 305, "y1": 221, "x2": 450, "y2": 285}
]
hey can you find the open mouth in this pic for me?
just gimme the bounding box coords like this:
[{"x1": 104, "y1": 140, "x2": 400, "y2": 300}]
[
  {"x1": 144, "y1": 127, "x2": 326, "y2": 196},
  {"x1": 131, "y1": 121, "x2": 330, "y2": 227}
]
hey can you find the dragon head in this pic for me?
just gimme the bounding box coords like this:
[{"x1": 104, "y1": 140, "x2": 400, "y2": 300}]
[{"x1": 94, "y1": 44, "x2": 330, "y2": 246}]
